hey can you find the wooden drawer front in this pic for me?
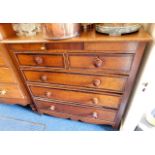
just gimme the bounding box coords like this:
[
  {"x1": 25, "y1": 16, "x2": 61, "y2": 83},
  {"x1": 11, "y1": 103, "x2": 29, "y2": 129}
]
[
  {"x1": 16, "y1": 54, "x2": 64, "y2": 68},
  {"x1": 0, "y1": 84, "x2": 23, "y2": 98},
  {"x1": 46, "y1": 43, "x2": 84, "y2": 50},
  {"x1": 8, "y1": 43, "x2": 46, "y2": 51},
  {"x1": 0, "y1": 68, "x2": 16, "y2": 83},
  {"x1": 69, "y1": 54, "x2": 133, "y2": 73},
  {"x1": 35, "y1": 100, "x2": 117, "y2": 122},
  {"x1": 8, "y1": 43, "x2": 83, "y2": 51},
  {"x1": 85, "y1": 42, "x2": 138, "y2": 51},
  {"x1": 0, "y1": 56, "x2": 5, "y2": 66},
  {"x1": 30, "y1": 86, "x2": 121, "y2": 109},
  {"x1": 24, "y1": 70, "x2": 127, "y2": 92}
]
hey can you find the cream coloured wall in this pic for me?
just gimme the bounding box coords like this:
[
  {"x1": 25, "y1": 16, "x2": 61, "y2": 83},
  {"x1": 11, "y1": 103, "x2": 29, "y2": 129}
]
[{"x1": 121, "y1": 24, "x2": 155, "y2": 130}]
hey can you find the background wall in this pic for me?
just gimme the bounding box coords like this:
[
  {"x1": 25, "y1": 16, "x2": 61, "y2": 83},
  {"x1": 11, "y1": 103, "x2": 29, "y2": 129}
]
[{"x1": 121, "y1": 23, "x2": 155, "y2": 130}]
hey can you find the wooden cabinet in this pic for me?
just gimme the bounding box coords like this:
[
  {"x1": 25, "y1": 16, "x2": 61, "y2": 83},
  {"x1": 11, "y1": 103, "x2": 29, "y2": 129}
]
[
  {"x1": 0, "y1": 24, "x2": 151, "y2": 128},
  {"x1": 0, "y1": 44, "x2": 31, "y2": 105}
]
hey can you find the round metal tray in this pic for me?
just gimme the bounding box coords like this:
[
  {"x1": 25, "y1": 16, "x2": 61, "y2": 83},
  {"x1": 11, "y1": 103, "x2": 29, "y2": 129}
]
[{"x1": 96, "y1": 23, "x2": 142, "y2": 36}]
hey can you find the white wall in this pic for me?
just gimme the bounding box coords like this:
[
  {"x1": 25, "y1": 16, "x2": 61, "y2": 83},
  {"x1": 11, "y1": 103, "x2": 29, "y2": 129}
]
[{"x1": 121, "y1": 24, "x2": 155, "y2": 130}]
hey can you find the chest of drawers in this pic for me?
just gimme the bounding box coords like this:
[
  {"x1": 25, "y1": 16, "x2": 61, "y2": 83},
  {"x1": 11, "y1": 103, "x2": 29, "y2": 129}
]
[
  {"x1": 0, "y1": 44, "x2": 31, "y2": 105},
  {"x1": 2, "y1": 28, "x2": 151, "y2": 128}
]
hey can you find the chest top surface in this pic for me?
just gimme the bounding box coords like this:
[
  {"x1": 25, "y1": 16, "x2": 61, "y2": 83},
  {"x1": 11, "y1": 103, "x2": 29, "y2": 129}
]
[{"x1": 0, "y1": 29, "x2": 152, "y2": 44}]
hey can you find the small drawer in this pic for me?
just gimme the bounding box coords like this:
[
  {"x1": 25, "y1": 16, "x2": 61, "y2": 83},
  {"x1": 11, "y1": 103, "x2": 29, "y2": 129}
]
[
  {"x1": 46, "y1": 42, "x2": 84, "y2": 50},
  {"x1": 23, "y1": 70, "x2": 127, "y2": 92},
  {"x1": 69, "y1": 53, "x2": 133, "y2": 73},
  {"x1": 0, "y1": 84, "x2": 23, "y2": 98},
  {"x1": 29, "y1": 85, "x2": 121, "y2": 109},
  {"x1": 35, "y1": 99, "x2": 117, "y2": 123},
  {"x1": 0, "y1": 56, "x2": 6, "y2": 66},
  {"x1": 0, "y1": 68, "x2": 16, "y2": 83},
  {"x1": 85, "y1": 42, "x2": 138, "y2": 51},
  {"x1": 16, "y1": 53, "x2": 64, "y2": 68},
  {"x1": 8, "y1": 43, "x2": 46, "y2": 51}
]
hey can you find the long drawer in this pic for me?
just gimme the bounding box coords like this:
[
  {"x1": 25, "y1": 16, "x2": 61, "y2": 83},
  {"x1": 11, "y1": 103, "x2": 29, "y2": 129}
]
[
  {"x1": 23, "y1": 70, "x2": 127, "y2": 92},
  {"x1": 16, "y1": 53, "x2": 65, "y2": 68},
  {"x1": 8, "y1": 43, "x2": 46, "y2": 51},
  {"x1": 68, "y1": 53, "x2": 133, "y2": 73},
  {"x1": 8, "y1": 43, "x2": 84, "y2": 51},
  {"x1": 35, "y1": 99, "x2": 117, "y2": 123},
  {"x1": 0, "y1": 68, "x2": 16, "y2": 83},
  {"x1": 84, "y1": 42, "x2": 138, "y2": 51},
  {"x1": 29, "y1": 85, "x2": 121, "y2": 109},
  {"x1": 0, "y1": 84, "x2": 23, "y2": 98}
]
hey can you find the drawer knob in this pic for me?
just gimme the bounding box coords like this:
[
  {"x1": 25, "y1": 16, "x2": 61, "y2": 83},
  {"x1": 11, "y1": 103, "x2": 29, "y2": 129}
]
[
  {"x1": 0, "y1": 90, "x2": 7, "y2": 95},
  {"x1": 40, "y1": 46, "x2": 46, "y2": 50},
  {"x1": 93, "y1": 79, "x2": 101, "y2": 87},
  {"x1": 40, "y1": 75, "x2": 47, "y2": 81},
  {"x1": 93, "y1": 58, "x2": 103, "y2": 68},
  {"x1": 45, "y1": 91, "x2": 52, "y2": 97},
  {"x1": 92, "y1": 112, "x2": 98, "y2": 119},
  {"x1": 34, "y1": 56, "x2": 43, "y2": 64},
  {"x1": 50, "y1": 105, "x2": 55, "y2": 111},
  {"x1": 92, "y1": 98, "x2": 99, "y2": 104}
]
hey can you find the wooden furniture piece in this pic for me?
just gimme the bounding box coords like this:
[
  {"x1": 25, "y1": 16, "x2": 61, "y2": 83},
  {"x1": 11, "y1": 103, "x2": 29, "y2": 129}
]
[
  {"x1": 0, "y1": 24, "x2": 151, "y2": 128},
  {"x1": 0, "y1": 44, "x2": 31, "y2": 105}
]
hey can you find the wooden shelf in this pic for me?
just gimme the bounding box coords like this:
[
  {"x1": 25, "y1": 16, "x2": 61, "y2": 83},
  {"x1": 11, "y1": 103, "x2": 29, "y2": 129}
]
[{"x1": 0, "y1": 24, "x2": 152, "y2": 43}]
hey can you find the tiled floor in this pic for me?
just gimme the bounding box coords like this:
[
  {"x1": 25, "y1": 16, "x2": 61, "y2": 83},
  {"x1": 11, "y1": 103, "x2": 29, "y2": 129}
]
[{"x1": 0, "y1": 103, "x2": 115, "y2": 131}]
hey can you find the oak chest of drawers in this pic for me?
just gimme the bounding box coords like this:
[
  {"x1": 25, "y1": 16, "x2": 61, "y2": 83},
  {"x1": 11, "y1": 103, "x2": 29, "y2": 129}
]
[{"x1": 1, "y1": 27, "x2": 151, "y2": 128}]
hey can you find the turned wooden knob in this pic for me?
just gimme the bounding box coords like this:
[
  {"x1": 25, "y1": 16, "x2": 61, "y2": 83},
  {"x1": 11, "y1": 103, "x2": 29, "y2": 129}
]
[
  {"x1": 93, "y1": 58, "x2": 103, "y2": 68},
  {"x1": 40, "y1": 75, "x2": 47, "y2": 81},
  {"x1": 0, "y1": 90, "x2": 7, "y2": 95},
  {"x1": 40, "y1": 46, "x2": 46, "y2": 50},
  {"x1": 92, "y1": 112, "x2": 98, "y2": 119},
  {"x1": 92, "y1": 98, "x2": 99, "y2": 104},
  {"x1": 34, "y1": 56, "x2": 43, "y2": 64},
  {"x1": 93, "y1": 79, "x2": 101, "y2": 87},
  {"x1": 50, "y1": 105, "x2": 55, "y2": 111},
  {"x1": 45, "y1": 91, "x2": 52, "y2": 97}
]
